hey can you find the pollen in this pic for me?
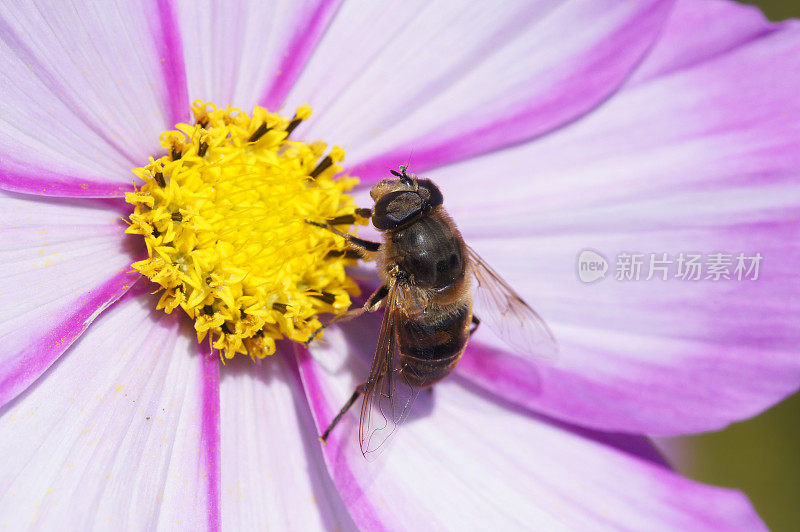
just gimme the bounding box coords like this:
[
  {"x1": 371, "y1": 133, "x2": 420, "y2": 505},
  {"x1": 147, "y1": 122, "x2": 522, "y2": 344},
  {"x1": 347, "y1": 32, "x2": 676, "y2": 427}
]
[{"x1": 125, "y1": 101, "x2": 364, "y2": 359}]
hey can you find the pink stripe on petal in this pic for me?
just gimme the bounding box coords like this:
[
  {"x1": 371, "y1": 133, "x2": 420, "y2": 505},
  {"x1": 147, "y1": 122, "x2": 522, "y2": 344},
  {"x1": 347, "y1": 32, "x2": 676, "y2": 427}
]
[
  {"x1": 293, "y1": 346, "x2": 385, "y2": 532},
  {"x1": 258, "y1": 0, "x2": 343, "y2": 110},
  {"x1": 0, "y1": 167, "x2": 133, "y2": 198},
  {"x1": 0, "y1": 270, "x2": 140, "y2": 408},
  {"x1": 200, "y1": 348, "x2": 221, "y2": 532},
  {"x1": 154, "y1": 0, "x2": 190, "y2": 126}
]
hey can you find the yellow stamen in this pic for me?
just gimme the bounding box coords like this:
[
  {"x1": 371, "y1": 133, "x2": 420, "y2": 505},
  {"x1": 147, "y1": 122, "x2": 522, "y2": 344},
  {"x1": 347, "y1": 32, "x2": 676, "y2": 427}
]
[{"x1": 125, "y1": 101, "x2": 364, "y2": 359}]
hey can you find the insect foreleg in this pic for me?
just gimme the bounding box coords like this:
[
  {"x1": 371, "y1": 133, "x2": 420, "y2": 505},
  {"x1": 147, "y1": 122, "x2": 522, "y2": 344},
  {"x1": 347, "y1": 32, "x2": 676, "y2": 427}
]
[{"x1": 305, "y1": 219, "x2": 381, "y2": 252}]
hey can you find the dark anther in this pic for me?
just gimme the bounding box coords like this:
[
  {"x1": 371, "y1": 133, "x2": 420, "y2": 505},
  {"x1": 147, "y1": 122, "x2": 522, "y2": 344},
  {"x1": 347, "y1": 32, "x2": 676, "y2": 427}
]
[
  {"x1": 198, "y1": 141, "x2": 209, "y2": 157},
  {"x1": 203, "y1": 305, "x2": 215, "y2": 315},
  {"x1": 310, "y1": 156, "x2": 333, "y2": 179},
  {"x1": 171, "y1": 212, "x2": 182, "y2": 222},
  {"x1": 310, "y1": 292, "x2": 336, "y2": 305},
  {"x1": 197, "y1": 118, "x2": 209, "y2": 129},
  {"x1": 355, "y1": 207, "x2": 372, "y2": 218},
  {"x1": 255, "y1": 329, "x2": 264, "y2": 337},
  {"x1": 248, "y1": 122, "x2": 270, "y2": 142},
  {"x1": 326, "y1": 214, "x2": 356, "y2": 225},
  {"x1": 151, "y1": 227, "x2": 161, "y2": 237},
  {"x1": 154, "y1": 172, "x2": 166, "y2": 187},
  {"x1": 272, "y1": 302, "x2": 288, "y2": 313},
  {"x1": 171, "y1": 147, "x2": 183, "y2": 161},
  {"x1": 221, "y1": 323, "x2": 233, "y2": 334},
  {"x1": 285, "y1": 117, "x2": 303, "y2": 137}
]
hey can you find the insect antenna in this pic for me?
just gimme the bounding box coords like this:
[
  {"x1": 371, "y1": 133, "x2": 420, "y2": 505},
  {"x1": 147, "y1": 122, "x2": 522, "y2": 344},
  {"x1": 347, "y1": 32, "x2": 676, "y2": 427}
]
[{"x1": 390, "y1": 165, "x2": 414, "y2": 186}]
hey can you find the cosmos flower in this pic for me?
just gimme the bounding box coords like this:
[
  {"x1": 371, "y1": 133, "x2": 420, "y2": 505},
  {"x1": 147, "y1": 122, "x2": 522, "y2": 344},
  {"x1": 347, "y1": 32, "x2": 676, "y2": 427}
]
[{"x1": 1, "y1": 0, "x2": 798, "y2": 529}]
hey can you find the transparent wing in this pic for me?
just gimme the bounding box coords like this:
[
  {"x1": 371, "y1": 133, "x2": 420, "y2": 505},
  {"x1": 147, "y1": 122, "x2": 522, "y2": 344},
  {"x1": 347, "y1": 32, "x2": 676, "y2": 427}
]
[
  {"x1": 358, "y1": 278, "x2": 419, "y2": 459},
  {"x1": 467, "y1": 245, "x2": 558, "y2": 363}
]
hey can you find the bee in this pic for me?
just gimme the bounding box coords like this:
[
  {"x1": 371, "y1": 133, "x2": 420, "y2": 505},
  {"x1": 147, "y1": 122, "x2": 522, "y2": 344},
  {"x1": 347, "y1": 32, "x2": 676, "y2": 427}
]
[{"x1": 306, "y1": 165, "x2": 557, "y2": 457}]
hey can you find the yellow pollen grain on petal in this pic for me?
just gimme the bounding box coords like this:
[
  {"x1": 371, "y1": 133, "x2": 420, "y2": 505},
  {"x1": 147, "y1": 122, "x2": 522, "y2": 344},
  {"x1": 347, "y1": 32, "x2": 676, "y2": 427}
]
[{"x1": 126, "y1": 101, "x2": 365, "y2": 359}]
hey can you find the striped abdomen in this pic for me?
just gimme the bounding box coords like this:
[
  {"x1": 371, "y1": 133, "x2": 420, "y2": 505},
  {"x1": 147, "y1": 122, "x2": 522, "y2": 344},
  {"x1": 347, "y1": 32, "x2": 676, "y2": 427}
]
[{"x1": 397, "y1": 302, "x2": 471, "y2": 388}]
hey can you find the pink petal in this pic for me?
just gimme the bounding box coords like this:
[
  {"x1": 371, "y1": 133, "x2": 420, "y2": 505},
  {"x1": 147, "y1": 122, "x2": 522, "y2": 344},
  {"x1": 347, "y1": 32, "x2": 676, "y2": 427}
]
[
  {"x1": 426, "y1": 2, "x2": 800, "y2": 434},
  {"x1": 0, "y1": 192, "x2": 140, "y2": 407},
  {"x1": 295, "y1": 332, "x2": 765, "y2": 530},
  {"x1": 282, "y1": 0, "x2": 673, "y2": 183},
  {"x1": 0, "y1": 1, "x2": 189, "y2": 197},
  {"x1": 0, "y1": 288, "x2": 219, "y2": 529},
  {"x1": 628, "y1": 0, "x2": 778, "y2": 84},
  {"x1": 219, "y1": 350, "x2": 355, "y2": 530},
  {"x1": 175, "y1": 0, "x2": 340, "y2": 109}
]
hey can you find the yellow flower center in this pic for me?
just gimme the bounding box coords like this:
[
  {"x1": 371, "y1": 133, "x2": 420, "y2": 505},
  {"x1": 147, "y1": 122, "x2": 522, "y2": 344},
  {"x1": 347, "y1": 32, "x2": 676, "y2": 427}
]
[{"x1": 125, "y1": 101, "x2": 364, "y2": 359}]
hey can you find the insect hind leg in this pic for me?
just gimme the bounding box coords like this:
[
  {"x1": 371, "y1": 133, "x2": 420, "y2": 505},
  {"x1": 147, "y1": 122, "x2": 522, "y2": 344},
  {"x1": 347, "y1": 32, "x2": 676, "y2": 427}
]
[{"x1": 320, "y1": 382, "x2": 368, "y2": 443}]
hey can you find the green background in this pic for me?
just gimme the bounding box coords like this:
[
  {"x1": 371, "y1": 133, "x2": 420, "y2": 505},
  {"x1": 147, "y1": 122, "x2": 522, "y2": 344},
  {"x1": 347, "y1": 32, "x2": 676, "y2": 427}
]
[
  {"x1": 666, "y1": 4, "x2": 799, "y2": 531},
  {"x1": 739, "y1": 0, "x2": 800, "y2": 20},
  {"x1": 666, "y1": 393, "x2": 800, "y2": 531}
]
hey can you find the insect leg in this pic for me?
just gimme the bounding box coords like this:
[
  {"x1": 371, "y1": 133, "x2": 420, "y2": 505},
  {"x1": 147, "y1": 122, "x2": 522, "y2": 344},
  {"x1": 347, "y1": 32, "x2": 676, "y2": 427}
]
[
  {"x1": 320, "y1": 382, "x2": 368, "y2": 443},
  {"x1": 469, "y1": 314, "x2": 481, "y2": 336},
  {"x1": 305, "y1": 285, "x2": 389, "y2": 345},
  {"x1": 324, "y1": 207, "x2": 373, "y2": 226},
  {"x1": 305, "y1": 220, "x2": 380, "y2": 252}
]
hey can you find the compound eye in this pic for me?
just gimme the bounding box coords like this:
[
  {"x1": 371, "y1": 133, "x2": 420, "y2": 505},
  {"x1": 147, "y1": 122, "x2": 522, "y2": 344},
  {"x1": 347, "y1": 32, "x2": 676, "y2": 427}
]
[
  {"x1": 372, "y1": 191, "x2": 424, "y2": 230},
  {"x1": 416, "y1": 179, "x2": 443, "y2": 207}
]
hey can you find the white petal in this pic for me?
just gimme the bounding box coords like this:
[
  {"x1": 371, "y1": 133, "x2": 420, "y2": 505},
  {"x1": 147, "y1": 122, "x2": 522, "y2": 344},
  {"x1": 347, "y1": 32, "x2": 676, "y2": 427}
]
[
  {"x1": 284, "y1": 0, "x2": 671, "y2": 182},
  {"x1": 176, "y1": 0, "x2": 340, "y2": 109},
  {"x1": 0, "y1": 192, "x2": 140, "y2": 407},
  {"x1": 0, "y1": 289, "x2": 219, "y2": 529},
  {"x1": 219, "y1": 351, "x2": 355, "y2": 531},
  {"x1": 0, "y1": 1, "x2": 188, "y2": 196}
]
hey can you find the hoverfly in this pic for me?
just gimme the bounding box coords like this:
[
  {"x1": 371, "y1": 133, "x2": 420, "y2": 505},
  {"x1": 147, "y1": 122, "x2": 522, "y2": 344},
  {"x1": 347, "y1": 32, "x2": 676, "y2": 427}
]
[{"x1": 307, "y1": 166, "x2": 557, "y2": 457}]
